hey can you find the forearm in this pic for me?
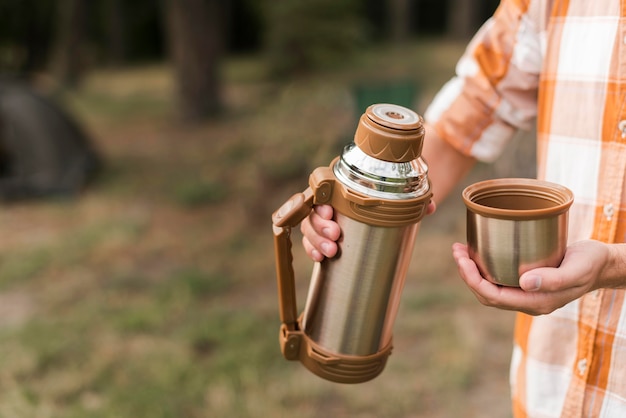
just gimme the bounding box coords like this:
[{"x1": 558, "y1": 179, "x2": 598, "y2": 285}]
[
  {"x1": 601, "y1": 243, "x2": 626, "y2": 289},
  {"x1": 422, "y1": 123, "x2": 476, "y2": 206}
]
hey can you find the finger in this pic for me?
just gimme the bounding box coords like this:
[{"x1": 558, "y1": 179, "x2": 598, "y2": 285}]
[
  {"x1": 426, "y1": 200, "x2": 436, "y2": 215},
  {"x1": 452, "y1": 243, "x2": 489, "y2": 301},
  {"x1": 518, "y1": 248, "x2": 591, "y2": 293},
  {"x1": 519, "y1": 270, "x2": 548, "y2": 292},
  {"x1": 455, "y1": 254, "x2": 524, "y2": 309},
  {"x1": 314, "y1": 204, "x2": 333, "y2": 219},
  {"x1": 302, "y1": 235, "x2": 324, "y2": 262},
  {"x1": 455, "y1": 253, "x2": 492, "y2": 303},
  {"x1": 300, "y1": 215, "x2": 338, "y2": 258},
  {"x1": 456, "y1": 255, "x2": 576, "y2": 314},
  {"x1": 310, "y1": 206, "x2": 341, "y2": 241},
  {"x1": 519, "y1": 267, "x2": 585, "y2": 293},
  {"x1": 452, "y1": 243, "x2": 532, "y2": 310},
  {"x1": 452, "y1": 242, "x2": 469, "y2": 259}
]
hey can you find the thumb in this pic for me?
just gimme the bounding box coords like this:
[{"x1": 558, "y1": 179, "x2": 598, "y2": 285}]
[
  {"x1": 520, "y1": 267, "x2": 567, "y2": 292},
  {"x1": 519, "y1": 271, "x2": 543, "y2": 291}
]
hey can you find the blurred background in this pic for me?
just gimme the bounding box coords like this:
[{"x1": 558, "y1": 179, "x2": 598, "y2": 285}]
[{"x1": 0, "y1": 0, "x2": 536, "y2": 416}]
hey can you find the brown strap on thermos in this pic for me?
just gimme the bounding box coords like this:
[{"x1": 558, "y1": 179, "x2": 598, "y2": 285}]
[{"x1": 272, "y1": 187, "x2": 315, "y2": 330}]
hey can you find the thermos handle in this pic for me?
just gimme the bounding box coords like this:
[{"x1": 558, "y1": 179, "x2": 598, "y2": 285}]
[
  {"x1": 272, "y1": 167, "x2": 335, "y2": 334},
  {"x1": 272, "y1": 187, "x2": 315, "y2": 331}
]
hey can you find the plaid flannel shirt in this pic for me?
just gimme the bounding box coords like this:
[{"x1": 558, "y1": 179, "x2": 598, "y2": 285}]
[{"x1": 425, "y1": 0, "x2": 626, "y2": 416}]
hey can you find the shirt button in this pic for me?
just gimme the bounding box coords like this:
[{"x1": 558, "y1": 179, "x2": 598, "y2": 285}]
[
  {"x1": 604, "y1": 203, "x2": 615, "y2": 220},
  {"x1": 619, "y1": 120, "x2": 626, "y2": 138},
  {"x1": 577, "y1": 358, "x2": 588, "y2": 376}
]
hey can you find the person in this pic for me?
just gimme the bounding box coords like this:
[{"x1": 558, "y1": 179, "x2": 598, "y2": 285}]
[{"x1": 300, "y1": 0, "x2": 626, "y2": 417}]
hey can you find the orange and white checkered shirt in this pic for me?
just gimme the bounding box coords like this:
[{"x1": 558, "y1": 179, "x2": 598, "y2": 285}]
[{"x1": 425, "y1": 0, "x2": 626, "y2": 416}]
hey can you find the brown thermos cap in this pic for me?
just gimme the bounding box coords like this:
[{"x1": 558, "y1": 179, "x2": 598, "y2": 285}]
[{"x1": 354, "y1": 103, "x2": 425, "y2": 163}]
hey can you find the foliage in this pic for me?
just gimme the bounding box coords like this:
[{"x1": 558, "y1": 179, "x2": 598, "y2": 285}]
[
  {"x1": 0, "y1": 0, "x2": 164, "y2": 76},
  {"x1": 0, "y1": 0, "x2": 56, "y2": 74},
  {"x1": 260, "y1": 0, "x2": 367, "y2": 77},
  {"x1": 0, "y1": 40, "x2": 518, "y2": 417}
]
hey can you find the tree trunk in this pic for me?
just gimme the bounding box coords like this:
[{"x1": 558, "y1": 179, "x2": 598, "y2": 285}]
[
  {"x1": 447, "y1": 0, "x2": 480, "y2": 40},
  {"x1": 387, "y1": 0, "x2": 411, "y2": 43},
  {"x1": 50, "y1": 0, "x2": 87, "y2": 87},
  {"x1": 164, "y1": 0, "x2": 223, "y2": 122},
  {"x1": 104, "y1": 0, "x2": 127, "y2": 67}
]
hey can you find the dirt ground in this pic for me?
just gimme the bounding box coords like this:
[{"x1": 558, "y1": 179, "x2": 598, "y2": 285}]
[{"x1": 0, "y1": 41, "x2": 538, "y2": 417}]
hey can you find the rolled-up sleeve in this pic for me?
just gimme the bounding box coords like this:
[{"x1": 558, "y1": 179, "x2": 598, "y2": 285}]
[{"x1": 424, "y1": 0, "x2": 542, "y2": 162}]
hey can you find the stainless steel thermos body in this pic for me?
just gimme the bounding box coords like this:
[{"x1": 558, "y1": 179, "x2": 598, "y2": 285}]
[
  {"x1": 302, "y1": 215, "x2": 419, "y2": 356},
  {"x1": 272, "y1": 104, "x2": 432, "y2": 383}
]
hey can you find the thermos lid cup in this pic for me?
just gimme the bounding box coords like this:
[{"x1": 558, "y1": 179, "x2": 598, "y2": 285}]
[
  {"x1": 354, "y1": 104, "x2": 425, "y2": 163},
  {"x1": 335, "y1": 103, "x2": 429, "y2": 199}
]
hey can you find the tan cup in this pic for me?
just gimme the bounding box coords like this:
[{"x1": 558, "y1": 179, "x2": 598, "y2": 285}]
[{"x1": 462, "y1": 178, "x2": 574, "y2": 287}]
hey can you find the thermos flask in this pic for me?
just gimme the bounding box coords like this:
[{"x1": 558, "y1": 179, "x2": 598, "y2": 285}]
[{"x1": 272, "y1": 103, "x2": 432, "y2": 383}]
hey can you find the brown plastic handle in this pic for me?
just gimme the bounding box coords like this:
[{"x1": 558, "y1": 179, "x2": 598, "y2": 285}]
[
  {"x1": 272, "y1": 187, "x2": 315, "y2": 330},
  {"x1": 272, "y1": 166, "x2": 335, "y2": 334}
]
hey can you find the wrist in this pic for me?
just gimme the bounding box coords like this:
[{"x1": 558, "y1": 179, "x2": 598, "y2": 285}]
[{"x1": 600, "y1": 242, "x2": 626, "y2": 289}]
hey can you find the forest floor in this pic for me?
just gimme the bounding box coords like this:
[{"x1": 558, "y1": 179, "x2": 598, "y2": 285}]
[{"x1": 0, "y1": 39, "x2": 525, "y2": 417}]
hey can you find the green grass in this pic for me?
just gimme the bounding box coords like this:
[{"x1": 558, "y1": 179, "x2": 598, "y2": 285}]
[
  {"x1": 172, "y1": 180, "x2": 229, "y2": 207},
  {"x1": 0, "y1": 39, "x2": 518, "y2": 417}
]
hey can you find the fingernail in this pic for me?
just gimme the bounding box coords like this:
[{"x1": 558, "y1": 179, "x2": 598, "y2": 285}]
[
  {"x1": 320, "y1": 242, "x2": 330, "y2": 256},
  {"x1": 312, "y1": 250, "x2": 322, "y2": 261},
  {"x1": 322, "y1": 228, "x2": 331, "y2": 238},
  {"x1": 522, "y1": 275, "x2": 541, "y2": 291}
]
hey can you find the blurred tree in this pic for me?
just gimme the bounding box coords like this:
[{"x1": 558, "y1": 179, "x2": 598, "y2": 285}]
[
  {"x1": 447, "y1": 0, "x2": 481, "y2": 40},
  {"x1": 50, "y1": 0, "x2": 88, "y2": 87},
  {"x1": 103, "y1": 0, "x2": 127, "y2": 66},
  {"x1": 225, "y1": 0, "x2": 262, "y2": 53},
  {"x1": 0, "y1": 0, "x2": 56, "y2": 77},
  {"x1": 364, "y1": 0, "x2": 499, "y2": 41},
  {"x1": 261, "y1": 0, "x2": 366, "y2": 77},
  {"x1": 115, "y1": 1, "x2": 164, "y2": 64},
  {"x1": 163, "y1": 0, "x2": 223, "y2": 121},
  {"x1": 388, "y1": 0, "x2": 411, "y2": 43}
]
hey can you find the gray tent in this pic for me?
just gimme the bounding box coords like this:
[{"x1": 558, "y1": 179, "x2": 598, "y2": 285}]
[{"x1": 0, "y1": 80, "x2": 100, "y2": 200}]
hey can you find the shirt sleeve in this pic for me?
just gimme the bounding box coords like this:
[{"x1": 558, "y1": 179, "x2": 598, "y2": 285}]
[{"x1": 424, "y1": 0, "x2": 542, "y2": 162}]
